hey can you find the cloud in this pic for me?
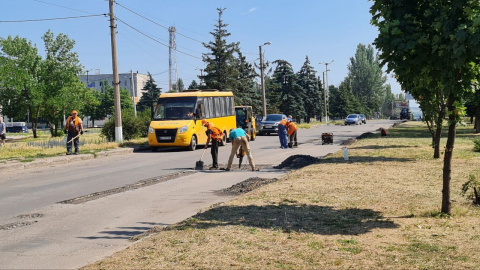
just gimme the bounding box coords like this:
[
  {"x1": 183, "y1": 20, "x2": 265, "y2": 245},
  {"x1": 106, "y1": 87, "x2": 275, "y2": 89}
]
[{"x1": 248, "y1": 7, "x2": 257, "y2": 13}]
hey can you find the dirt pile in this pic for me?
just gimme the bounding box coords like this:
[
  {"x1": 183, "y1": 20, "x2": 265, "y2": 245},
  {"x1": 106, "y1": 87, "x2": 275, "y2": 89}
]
[
  {"x1": 274, "y1": 154, "x2": 321, "y2": 170},
  {"x1": 217, "y1": 177, "x2": 279, "y2": 196}
]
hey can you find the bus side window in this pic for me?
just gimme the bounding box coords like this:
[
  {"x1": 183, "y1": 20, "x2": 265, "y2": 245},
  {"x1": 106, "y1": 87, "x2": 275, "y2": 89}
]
[{"x1": 196, "y1": 104, "x2": 203, "y2": 119}]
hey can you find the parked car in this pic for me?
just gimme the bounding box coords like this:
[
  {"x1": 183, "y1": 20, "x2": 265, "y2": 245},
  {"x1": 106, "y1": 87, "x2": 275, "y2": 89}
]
[
  {"x1": 400, "y1": 108, "x2": 410, "y2": 120},
  {"x1": 258, "y1": 114, "x2": 287, "y2": 135},
  {"x1": 6, "y1": 126, "x2": 29, "y2": 133},
  {"x1": 344, "y1": 114, "x2": 362, "y2": 125},
  {"x1": 359, "y1": 114, "x2": 367, "y2": 124}
]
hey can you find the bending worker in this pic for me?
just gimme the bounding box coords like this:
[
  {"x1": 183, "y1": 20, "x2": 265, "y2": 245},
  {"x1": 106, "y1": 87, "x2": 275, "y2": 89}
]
[
  {"x1": 203, "y1": 119, "x2": 223, "y2": 170},
  {"x1": 278, "y1": 117, "x2": 288, "y2": 149},
  {"x1": 65, "y1": 110, "x2": 84, "y2": 155},
  {"x1": 225, "y1": 127, "x2": 256, "y2": 171},
  {"x1": 286, "y1": 117, "x2": 298, "y2": 148}
]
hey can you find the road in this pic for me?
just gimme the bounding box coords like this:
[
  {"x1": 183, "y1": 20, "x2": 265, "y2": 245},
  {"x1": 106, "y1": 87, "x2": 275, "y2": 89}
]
[{"x1": 0, "y1": 120, "x2": 398, "y2": 269}]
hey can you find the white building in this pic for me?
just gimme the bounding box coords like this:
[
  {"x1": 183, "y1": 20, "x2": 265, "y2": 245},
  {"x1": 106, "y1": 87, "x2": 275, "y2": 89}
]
[{"x1": 79, "y1": 72, "x2": 150, "y2": 104}]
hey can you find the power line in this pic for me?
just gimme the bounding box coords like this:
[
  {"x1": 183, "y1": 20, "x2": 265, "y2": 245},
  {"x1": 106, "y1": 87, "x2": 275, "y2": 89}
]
[
  {"x1": 114, "y1": 1, "x2": 205, "y2": 44},
  {"x1": 32, "y1": 0, "x2": 95, "y2": 14},
  {"x1": 0, "y1": 14, "x2": 107, "y2": 23},
  {"x1": 115, "y1": 16, "x2": 202, "y2": 60}
]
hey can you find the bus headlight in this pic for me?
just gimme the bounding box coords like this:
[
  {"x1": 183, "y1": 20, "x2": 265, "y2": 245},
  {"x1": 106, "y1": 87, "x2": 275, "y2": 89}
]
[
  {"x1": 148, "y1": 126, "x2": 154, "y2": 134},
  {"x1": 179, "y1": 125, "x2": 188, "y2": 133}
]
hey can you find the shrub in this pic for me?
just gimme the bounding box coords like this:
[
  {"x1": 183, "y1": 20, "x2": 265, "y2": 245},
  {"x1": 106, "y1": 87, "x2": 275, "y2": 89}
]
[
  {"x1": 474, "y1": 137, "x2": 480, "y2": 152},
  {"x1": 461, "y1": 174, "x2": 480, "y2": 205},
  {"x1": 101, "y1": 109, "x2": 151, "y2": 141}
]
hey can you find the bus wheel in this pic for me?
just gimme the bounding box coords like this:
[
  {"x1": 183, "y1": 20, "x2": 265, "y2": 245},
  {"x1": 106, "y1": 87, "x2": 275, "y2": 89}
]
[
  {"x1": 220, "y1": 132, "x2": 227, "y2": 146},
  {"x1": 188, "y1": 135, "x2": 197, "y2": 151}
]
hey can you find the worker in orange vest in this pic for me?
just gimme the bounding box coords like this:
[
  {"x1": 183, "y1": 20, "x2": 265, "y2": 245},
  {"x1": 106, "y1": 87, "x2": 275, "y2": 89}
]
[
  {"x1": 65, "y1": 110, "x2": 84, "y2": 155},
  {"x1": 286, "y1": 118, "x2": 298, "y2": 148},
  {"x1": 203, "y1": 119, "x2": 223, "y2": 170},
  {"x1": 278, "y1": 118, "x2": 288, "y2": 149}
]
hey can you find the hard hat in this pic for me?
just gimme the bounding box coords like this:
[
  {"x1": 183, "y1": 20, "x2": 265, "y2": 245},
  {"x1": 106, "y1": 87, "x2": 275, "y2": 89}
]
[
  {"x1": 202, "y1": 119, "x2": 207, "y2": 125},
  {"x1": 72, "y1": 110, "x2": 78, "y2": 114}
]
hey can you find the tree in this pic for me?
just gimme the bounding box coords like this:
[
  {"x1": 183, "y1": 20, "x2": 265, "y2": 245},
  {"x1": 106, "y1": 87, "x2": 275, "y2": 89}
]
[
  {"x1": 177, "y1": 78, "x2": 185, "y2": 91},
  {"x1": 297, "y1": 56, "x2": 321, "y2": 123},
  {"x1": 0, "y1": 36, "x2": 43, "y2": 137},
  {"x1": 188, "y1": 80, "x2": 199, "y2": 89},
  {"x1": 41, "y1": 30, "x2": 86, "y2": 136},
  {"x1": 269, "y1": 60, "x2": 305, "y2": 120},
  {"x1": 82, "y1": 88, "x2": 102, "y2": 128},
  {"x1": 233, "y1": 51, "x2": 262, "y2": 112},
  {"x1": 348, "y1": 44, "x2": 387, "y2": 117},
  {"x1": 371, "y1": 0, "x2": 480, "y2": 215},
  {"x1": 137, "y1": 73, "x2": 161, "y2": 118},
  {"x1": 329, "y1": 77, "x2": 361, "y2": 119},
  {"x1": 201, "y1": 8, "x2": 239, "y2": 91}
]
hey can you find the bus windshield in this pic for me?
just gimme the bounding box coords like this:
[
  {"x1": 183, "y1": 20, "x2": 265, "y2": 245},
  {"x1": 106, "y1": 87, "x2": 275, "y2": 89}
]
[{"x1": 153, "y1": 97, "x2": 197, "y2": 120}]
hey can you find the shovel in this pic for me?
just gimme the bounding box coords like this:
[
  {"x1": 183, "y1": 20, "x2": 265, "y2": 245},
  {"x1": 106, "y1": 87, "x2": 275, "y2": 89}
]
[{"x1": 195, "y1": 147, "x2": 207, "y2": 170}]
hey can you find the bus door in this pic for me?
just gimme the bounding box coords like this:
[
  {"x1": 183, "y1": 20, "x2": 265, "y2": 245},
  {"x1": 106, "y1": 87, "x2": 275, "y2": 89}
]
[{"x1": 194, "y1": 99, "x2": 208, "y2": 144}]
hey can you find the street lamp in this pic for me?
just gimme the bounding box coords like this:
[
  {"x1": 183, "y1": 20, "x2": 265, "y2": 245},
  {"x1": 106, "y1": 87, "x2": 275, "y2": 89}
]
[
  {"x1": 259, "y1": 42, "x2": 271, "y2": 117},
  {"x1": 320, "y1": 60, "x2": 334, "y2": 124},
  {"x1": 85, "y1": 69, "x2": 94, "y2": 86},
  {"x1": 195, "y1": 67, "x2": 204, "y2": 87}
]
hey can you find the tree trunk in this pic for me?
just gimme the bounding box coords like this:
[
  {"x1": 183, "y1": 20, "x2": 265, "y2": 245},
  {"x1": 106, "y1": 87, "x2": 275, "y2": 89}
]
[
  {"x1": 441, "y1": 94, "x2": 456, "y2": 215},
  {"x1": 433, "y1": 125, "x2": 442, "y2": 159},
  {"x1": 475, "y1": 104, "x2": 480, "y2": 133}
]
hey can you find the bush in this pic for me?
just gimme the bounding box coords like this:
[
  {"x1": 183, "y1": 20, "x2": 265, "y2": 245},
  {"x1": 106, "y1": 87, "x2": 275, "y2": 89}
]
[
  {"x1": 474, "y1": 137, "x2": 480, "y2": 152},
  {"x1": 461, "y1": 174, "x2": 480, "y2": 205},
  {"x1": 101, "y1": 110, "x2": 151, "y2": 141}
]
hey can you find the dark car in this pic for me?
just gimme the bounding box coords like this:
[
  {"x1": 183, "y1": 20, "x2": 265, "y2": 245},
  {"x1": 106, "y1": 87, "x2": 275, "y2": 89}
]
[
  {"x1": 258, "y1": 114, "x2": 287, "y2": 135},
  {"x1": 359, "y1": 114, "x2": 367, "y2": 124},
  {"x1": 400, "y1": 108, "x2": 410, "y2": 120},
  {"x1": 344, "y1": 114, "x2": 362, "y2": 125},
  {"x1": 6, "y1": 126, "x2": 29, "y2": 133}
]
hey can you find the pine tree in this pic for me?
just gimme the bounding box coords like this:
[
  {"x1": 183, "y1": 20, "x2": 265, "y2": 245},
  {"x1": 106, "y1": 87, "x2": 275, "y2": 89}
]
[
  {"x1": 137, "y1": 73, "x2": 161, "y2": 118},
  {"x1": 270, "y1": 60, "x2": 305, "y2": 119},
  {"x1": 188, "y1": 80, "x2": 199, "y2": 89},
  {"x1": 201, "y1": 8, "x2": 239, "y2": 91},
  {"x1": 297, "y1": 56, "x2": 321, "y2": 123},
  {"x1": 234, "y1": 51, "x2": 261, "y2": 111}
]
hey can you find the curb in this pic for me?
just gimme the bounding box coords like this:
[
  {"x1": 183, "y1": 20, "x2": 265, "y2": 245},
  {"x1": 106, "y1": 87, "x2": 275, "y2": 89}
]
[{"x1": 0, "y1": 147, "x2": 135, "y2": 172}]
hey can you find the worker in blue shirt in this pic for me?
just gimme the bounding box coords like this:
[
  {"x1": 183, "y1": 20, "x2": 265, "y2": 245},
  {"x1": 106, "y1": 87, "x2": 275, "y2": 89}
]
[{"x1": 225, "y1": 127, "x2": 256, "y2": 171}]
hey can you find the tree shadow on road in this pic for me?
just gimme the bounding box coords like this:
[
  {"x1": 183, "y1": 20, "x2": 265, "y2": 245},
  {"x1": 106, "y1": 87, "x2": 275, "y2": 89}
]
[{"x1": 172, "y1": 204, "x2": 398, "y2": 236}]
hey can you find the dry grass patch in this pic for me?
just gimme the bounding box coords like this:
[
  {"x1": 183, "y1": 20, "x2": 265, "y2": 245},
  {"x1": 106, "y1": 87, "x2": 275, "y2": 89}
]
[{"x1": 84, "y1": 122, "x2": 480, "y2": 269}]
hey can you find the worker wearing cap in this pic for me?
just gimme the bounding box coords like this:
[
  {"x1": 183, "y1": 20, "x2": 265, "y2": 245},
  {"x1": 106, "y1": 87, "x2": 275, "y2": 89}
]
[
  {"x1": 278, "y1": 117, "x2": 288, "y2": 149},
  {"x1": 286, "y1": 118, "x2": 298, "y2": 148},
  {"x1": 65, "y1": 110, "x2": 84, "y2": 155},
  {"x1": 202, "y1": 119, "x2": 223, "y2": 170},
  {"x1": 225, "y1": 127, "x2": 256, "y2": 171}
]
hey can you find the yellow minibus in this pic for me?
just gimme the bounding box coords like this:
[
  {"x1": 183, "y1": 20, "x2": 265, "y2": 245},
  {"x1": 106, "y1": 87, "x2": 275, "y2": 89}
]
[{"x1": 148, "y1": 90, "x2": 236, "y2": 151}]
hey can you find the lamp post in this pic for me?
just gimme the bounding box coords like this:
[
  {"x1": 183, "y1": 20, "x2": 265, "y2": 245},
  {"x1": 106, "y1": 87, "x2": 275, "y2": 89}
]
[
  {"x1": 85, "y1": 69, "x2": 94, "y2": 86},
  {"x1": 259, "y1": 42, "x2": 271, "y2": 117},
  {"x1": 195, "y1": 67, "x2": 204, "y2": 87},
  {"x1": 320, "y1": 60, "x2": 334, "y2": 123}
]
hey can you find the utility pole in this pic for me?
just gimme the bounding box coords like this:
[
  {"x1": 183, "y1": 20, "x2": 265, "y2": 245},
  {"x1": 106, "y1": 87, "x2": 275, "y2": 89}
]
[
  {"x1": 169, "y1": 26, "x2": 178, "y2": 92},
  {"x1": 259, "y1": 42, "x2": 271, "y2": 117},
  {"x1": 130, "y1": 70, "x2": 136, "y2": 117},
  {"x1": 109, "y1": 0, "x2": 123, "y2": 142},
  {"x1": 320, "y1": 60, "x2": 334, "y2": 124}
]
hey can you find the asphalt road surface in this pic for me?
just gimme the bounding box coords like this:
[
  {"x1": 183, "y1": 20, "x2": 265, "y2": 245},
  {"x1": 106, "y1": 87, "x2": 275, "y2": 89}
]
[{"x1": 0, "y1": 120, "x2": 400, "y2": 269}]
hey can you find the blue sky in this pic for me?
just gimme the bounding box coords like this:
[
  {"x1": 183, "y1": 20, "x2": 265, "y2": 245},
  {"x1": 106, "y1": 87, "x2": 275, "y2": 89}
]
[{"x1": 0, "y1": 0, "x2": 402, "y2": 94}]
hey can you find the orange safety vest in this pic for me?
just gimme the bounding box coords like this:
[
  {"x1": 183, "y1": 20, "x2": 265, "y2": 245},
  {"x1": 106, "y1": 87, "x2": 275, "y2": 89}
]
[
  {"x1": 279, "y1": 119, "x2": 287, "y2": 126},
  {"x1": 206, "y1": 123, "x2": 223, "y2": 141},
  {"x1": 287, "y1": 122, "x2": 297, "y2": 135},
  {"x1": 66, "y1": 116, "x2": 82, "y2": 132}
]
